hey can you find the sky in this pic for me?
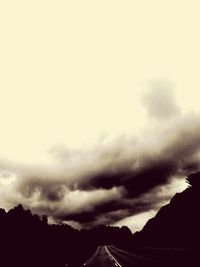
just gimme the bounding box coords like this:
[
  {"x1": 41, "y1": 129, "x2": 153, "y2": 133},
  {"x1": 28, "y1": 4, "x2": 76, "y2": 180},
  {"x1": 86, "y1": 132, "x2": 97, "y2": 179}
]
[{"x1": 0, "y1": 0, "x2": 200, "y2": 232}]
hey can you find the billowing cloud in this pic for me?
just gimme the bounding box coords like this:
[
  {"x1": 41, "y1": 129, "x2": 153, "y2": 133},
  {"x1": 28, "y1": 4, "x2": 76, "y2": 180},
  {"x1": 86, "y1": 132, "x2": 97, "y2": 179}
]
[
  {"x1": 142, "y1": 81, "x2": 181, "y2": 120},
  {"x1": 1, "y1": 0, "x2": 200, "y2": 234},
  {"x1": 0, "y1": 84, "x2": 199, "y2": 231}
]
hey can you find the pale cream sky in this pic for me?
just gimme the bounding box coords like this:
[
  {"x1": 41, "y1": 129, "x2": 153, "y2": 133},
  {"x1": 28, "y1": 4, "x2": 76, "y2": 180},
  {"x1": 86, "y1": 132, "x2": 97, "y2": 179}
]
[
  {"x1": 0, "y1": 1, "x2": 199, "y2": 231},
  {"x1": 0, "y1": 0, "x2": 200, "y2": 162}
]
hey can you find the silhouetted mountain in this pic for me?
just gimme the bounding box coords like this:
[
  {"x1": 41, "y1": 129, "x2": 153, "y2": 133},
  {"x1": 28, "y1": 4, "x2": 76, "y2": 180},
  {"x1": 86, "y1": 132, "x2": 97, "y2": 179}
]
[
  {"x1": 0, "y1": 204, "x2": 133, "y2": 267},
  {"x1": 133, "y1": 172, "x2": 200, "y2": 248},
  {"x1": 2, "y1": 173, "x2": 200, "y2": 266}
]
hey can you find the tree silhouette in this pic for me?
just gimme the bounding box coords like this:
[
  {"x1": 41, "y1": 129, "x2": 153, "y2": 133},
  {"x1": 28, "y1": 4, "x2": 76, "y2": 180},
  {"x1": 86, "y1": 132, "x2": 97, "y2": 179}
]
[
  {"x1": 0, "y1": 204, "x2": 133, "y2": 267},
  {"x1": 186, "y1": 172, "x2": 200, "y2": 187}
]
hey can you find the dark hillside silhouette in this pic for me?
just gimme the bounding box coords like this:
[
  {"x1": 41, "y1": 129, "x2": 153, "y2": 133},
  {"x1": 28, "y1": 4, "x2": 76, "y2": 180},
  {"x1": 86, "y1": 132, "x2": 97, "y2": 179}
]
[
  {"x1": 132, "y1": 172, "x2": 200, "y2": 266},
  {"x1": 133, "y1": 172, "x2": 200, "y2": 248},
  {"x1": 1, "y1": 172, "x2": 200, "y2": 266},
  {"x1": 0, "y1": 204, "x2": 133, "y2": 267}
]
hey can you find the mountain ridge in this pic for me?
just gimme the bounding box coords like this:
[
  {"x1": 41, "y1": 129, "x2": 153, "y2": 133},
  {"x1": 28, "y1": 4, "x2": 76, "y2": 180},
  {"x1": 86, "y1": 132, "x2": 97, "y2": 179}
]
[{"x1": 133, "y1": 172, "x2": 200, "y2": 248}]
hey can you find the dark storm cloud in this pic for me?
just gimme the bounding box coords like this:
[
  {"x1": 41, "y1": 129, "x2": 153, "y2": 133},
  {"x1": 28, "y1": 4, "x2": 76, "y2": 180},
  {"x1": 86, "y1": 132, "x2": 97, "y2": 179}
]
[
  {"x1": 77, "y1": 158, "x2": 175, "y2": 196},
  {"x1": 18, "y1": 178, "x2": 67, "y2": 202},
  {"x1": 54, "y1": 183, "x2": 172, "y2": 226},
  {"x1": 2, "y1": 84, "x2": 200, "y2": 228},
  {"x1": 13, "y1": 112, "x2": 200, "y2": 227},
  {"x1": 70, "y1": 113, "x2": 200, "y2": 198}
]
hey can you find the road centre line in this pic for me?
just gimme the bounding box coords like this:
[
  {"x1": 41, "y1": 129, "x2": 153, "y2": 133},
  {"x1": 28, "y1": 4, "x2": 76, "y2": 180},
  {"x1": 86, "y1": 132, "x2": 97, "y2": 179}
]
[{"x1": 104, "y1": 246, "x2": 122, "y2": 267}]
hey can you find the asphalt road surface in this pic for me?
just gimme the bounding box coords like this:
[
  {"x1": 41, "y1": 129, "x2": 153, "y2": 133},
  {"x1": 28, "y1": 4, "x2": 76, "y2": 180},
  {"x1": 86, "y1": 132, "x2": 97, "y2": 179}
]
[{"x1": 81, "y1": 245, "x2": 158, "y2": 267}]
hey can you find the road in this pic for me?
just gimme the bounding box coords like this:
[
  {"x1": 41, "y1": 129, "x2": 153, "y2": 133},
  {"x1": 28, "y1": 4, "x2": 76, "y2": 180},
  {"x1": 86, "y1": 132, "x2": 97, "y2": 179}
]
[{"x1": 81, "y1": 245, "x2": 158, "y2": 267}]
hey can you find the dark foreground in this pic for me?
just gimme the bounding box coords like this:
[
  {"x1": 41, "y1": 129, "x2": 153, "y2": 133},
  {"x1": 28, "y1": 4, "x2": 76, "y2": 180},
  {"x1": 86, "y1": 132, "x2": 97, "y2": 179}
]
[
  {"x1": 80, "y1": 245, "x2": 200, "y2": 267},
  {"x1": 1, "y1": 173, "x2": 200, "y2": 267},
  {"x1": 81, "y1": 245, "x2": 157, "y2": 267}
]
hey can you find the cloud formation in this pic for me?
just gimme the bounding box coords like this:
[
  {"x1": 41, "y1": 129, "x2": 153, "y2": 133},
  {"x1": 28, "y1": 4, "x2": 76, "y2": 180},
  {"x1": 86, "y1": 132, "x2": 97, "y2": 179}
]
[
  {"x1": 1, "y1": 84, "x2": 200, "y2": 231},
  {"x1": 142, "y1": 81, "x2": 181, "y2": 120}
]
